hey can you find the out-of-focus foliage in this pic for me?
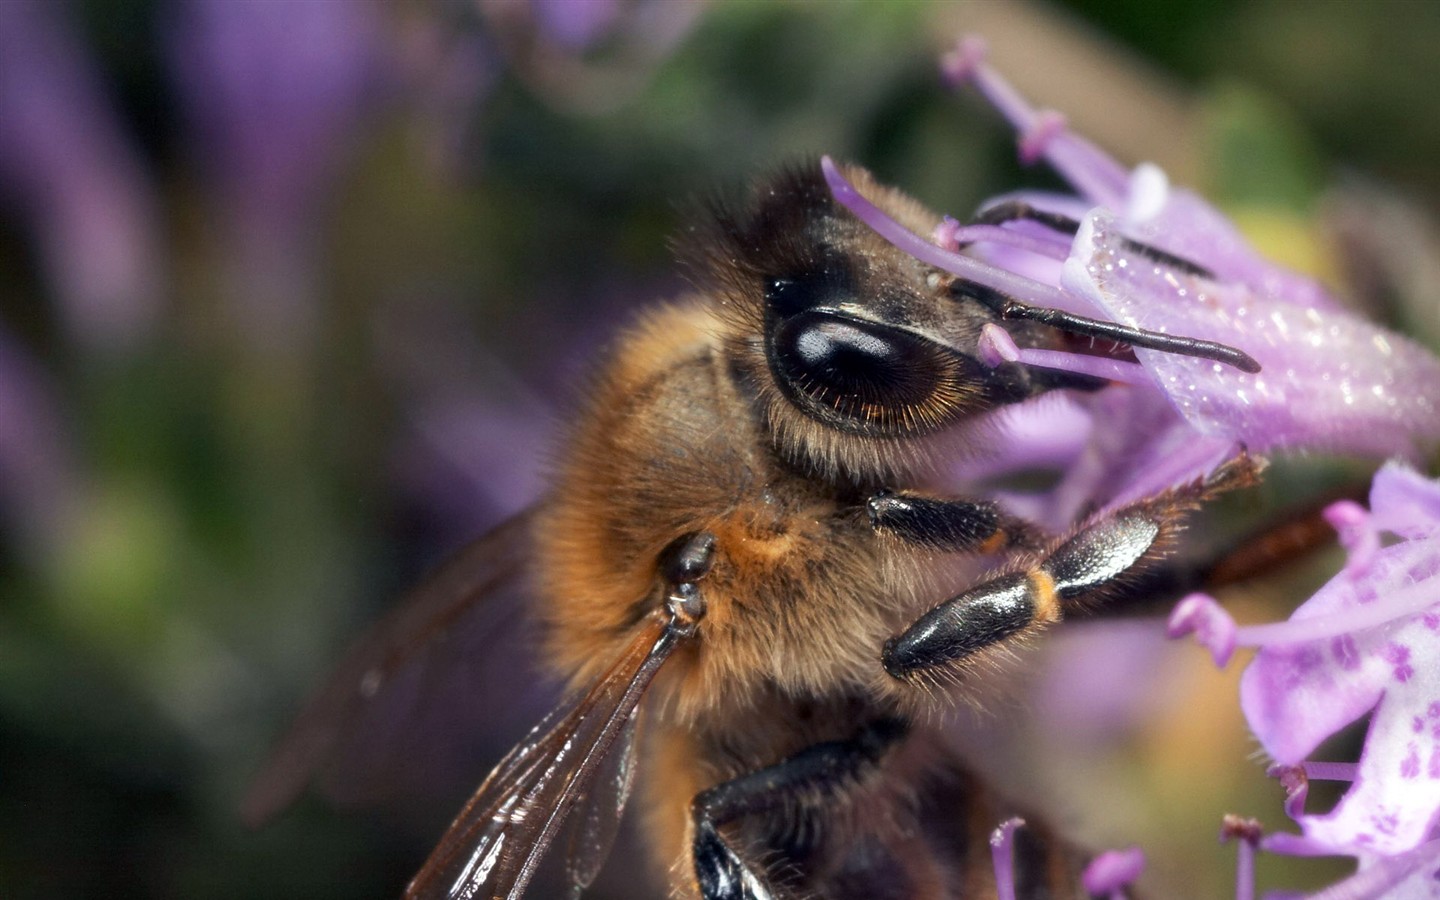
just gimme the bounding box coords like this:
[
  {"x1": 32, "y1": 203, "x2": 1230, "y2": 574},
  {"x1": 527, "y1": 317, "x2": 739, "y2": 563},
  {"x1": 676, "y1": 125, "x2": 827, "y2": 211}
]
[{"x1": 0, "y1": 2, "x2": 1435, "y2": 899}]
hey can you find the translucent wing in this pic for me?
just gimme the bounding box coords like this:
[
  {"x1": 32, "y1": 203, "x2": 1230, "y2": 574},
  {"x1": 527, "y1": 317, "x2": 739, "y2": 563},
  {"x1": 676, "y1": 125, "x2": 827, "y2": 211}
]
[
  {"x1": 563, "y1": 708, "x2": 639, "y2": 893},
  {"x1": 404, "y1": 614, "x2": 686, "y2": 900},
  {"x1": 243, "y1": 510, "x2": 542, "y2": 827}
]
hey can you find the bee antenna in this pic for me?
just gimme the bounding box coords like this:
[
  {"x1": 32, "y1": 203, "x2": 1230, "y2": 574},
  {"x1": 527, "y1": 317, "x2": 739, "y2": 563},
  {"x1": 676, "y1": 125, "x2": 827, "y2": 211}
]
[{"x1": 951, "y1": 278, "x2": 1262, "y2": 374}]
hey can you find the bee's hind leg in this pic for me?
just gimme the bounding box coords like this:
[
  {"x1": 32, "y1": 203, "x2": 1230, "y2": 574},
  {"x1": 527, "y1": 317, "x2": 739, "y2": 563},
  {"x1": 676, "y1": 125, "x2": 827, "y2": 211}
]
[{"x1": 690, "y1": 718, "x2": 908, "y2": 900}]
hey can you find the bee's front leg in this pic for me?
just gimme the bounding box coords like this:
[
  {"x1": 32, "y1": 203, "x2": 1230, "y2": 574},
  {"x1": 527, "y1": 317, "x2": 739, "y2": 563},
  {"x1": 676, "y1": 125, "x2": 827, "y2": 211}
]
[
  {"x1": 867, "y1": 490, "x2": 1041, "y2": 553},
  {"x1": 690, "y1": 718, "x2": 908, "y2": 900},
  {"x1": 882, "y1": 457, "x2": 1261, "y2": 680}
]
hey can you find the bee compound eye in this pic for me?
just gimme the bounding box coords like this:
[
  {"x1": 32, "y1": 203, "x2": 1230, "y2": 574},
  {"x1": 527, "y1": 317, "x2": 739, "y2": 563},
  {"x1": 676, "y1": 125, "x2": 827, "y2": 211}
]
[
  {"x1": 765, "y1": 276, "x2": 813, "y2": 319},
  {"x1": 769, "y1": 311, "x2": 960, "y2": 434},
  {"x1": 764, "y1": 263, "x2": 850, "y2": 319}
]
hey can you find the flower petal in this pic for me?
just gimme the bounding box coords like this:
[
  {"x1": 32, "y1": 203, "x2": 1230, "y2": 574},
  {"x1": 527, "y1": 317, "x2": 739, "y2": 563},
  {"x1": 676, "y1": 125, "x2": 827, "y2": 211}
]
[
  {"x1": 1066, "y1": 208, "x2": 1440, "y2": 460},
  {"x1": 1306, "y1": 838, "x2": 1440, "y2": 899},
  {"x1": 1167, "y1": 593, "x2": 1239, "y2": 667},
  {"x1": 1370, "y1": 460, "x2": 1440, "y2": 540},
  {"x1": 1241, "y1": 534, "x2": 1440, "y2": 854}
]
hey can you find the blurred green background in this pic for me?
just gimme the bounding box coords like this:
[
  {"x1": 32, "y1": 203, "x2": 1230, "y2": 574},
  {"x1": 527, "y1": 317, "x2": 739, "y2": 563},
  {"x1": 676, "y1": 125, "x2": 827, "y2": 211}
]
[{"x1": 2, "y1": 1, "x2": 1438, "y2": 898}]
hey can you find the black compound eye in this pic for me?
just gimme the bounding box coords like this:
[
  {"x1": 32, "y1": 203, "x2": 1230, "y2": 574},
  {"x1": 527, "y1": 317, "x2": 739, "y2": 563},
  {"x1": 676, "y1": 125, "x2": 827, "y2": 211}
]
[
  {"x1": 765, "y1": 266, "x2": 848, "y2": 319},
  {"x1": 769, "y1": 310, "x2": 973, "y2": 436},
  {"x1": 787, "y1": 316, "x2": 923, "y2": 399},
  {"x1": 765, "y1": 277, "x2": 813, "y2": 319}
]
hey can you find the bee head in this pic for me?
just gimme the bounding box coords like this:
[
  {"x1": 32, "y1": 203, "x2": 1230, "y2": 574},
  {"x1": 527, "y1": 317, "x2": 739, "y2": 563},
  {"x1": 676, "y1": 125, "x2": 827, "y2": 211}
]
[{"x1": 681, "y1": 162, "x2": 1071, "y2": 482}]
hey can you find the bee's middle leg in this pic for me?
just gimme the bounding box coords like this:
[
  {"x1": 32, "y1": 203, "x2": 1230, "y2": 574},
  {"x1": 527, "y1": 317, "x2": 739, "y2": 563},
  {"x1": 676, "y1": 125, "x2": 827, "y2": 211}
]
[{"x1": 690, "y1": 718, "x2": 907, "y2": 900}]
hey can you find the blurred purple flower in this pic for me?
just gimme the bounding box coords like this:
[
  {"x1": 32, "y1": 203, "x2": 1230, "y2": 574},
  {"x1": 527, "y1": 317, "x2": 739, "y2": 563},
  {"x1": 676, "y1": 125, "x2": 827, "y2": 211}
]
[
  {"x1": 391, "y1": 21, "x2": 499, "y2": 179},
  {"x1": 168, "y1": 0, "x2": 383, "y2": 352},
  {"x1": 378, "y1": 279, "x2": 669, "y2": 546},
  {"x1": 1034, "y1": 618, "x2": 1178, "y2": 745},
  {"x1": 1082, "y1": 845, "x2": 1145, "y2": 899},
  {"x1": 529, "y1": 0, "x2": 624, "y2": 51},
  {"x1": 478, "y1": 0, "x2": 703, "y2": 114},
  {"x1": 0, "y1": 0, "x2": 164, "y2": 350}
]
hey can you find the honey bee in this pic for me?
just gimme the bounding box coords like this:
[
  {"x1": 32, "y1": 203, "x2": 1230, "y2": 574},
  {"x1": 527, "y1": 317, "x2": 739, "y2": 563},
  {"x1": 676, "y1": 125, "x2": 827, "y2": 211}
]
[{"x1": 243, "y1": 161, "x2": 1261, "y2": 899}]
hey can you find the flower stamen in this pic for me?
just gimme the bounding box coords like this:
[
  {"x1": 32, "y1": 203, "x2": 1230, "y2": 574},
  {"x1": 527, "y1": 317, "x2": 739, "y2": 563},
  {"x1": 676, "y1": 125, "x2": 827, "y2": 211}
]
[
  {"x1": 978, "y1": 323, "x2": 1149, "y2": 385},
  {"x1": 1220, "y1": 815, "x2": 1263, "y2": 900},
  {"x1": 989, "y1": 817, "x2": 1026, "y2": 900},
  {"x1": 941, "y1": 36, "x2": 1129, "y2": 207}
]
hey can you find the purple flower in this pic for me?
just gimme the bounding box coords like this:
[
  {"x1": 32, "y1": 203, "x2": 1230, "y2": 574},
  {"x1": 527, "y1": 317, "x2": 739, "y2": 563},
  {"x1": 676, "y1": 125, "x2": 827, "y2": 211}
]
[
  {"x1": 528, "y1": 0, "x2": 624, "y2": 51},
  {"x1": 824, "y1": 36, "x2": 1440, "y2": 522},
  {"x1": 1242, "y1": 463, "x2": 1440, "y2": 857},
  {"x1": 833, "y1": 35, "x2": 1440, "y2": 899},
  {"x1": 1169, "y1": 464, "x2": 1440, "y2": 894},
  {"x1": 391, "y1": 22, "x2": 499, "y2": 179}
]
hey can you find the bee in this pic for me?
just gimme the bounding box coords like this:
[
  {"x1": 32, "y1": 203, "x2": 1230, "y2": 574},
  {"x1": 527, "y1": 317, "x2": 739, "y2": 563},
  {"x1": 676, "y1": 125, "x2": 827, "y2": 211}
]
[{"x1": 243, "y1": 160, "x2": 1261, "y2": 899}]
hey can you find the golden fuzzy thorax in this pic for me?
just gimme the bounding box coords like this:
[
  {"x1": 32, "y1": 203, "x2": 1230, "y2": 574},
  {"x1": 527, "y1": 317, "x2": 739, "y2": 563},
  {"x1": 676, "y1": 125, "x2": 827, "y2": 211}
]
[{"x1": 537, "y1": 299, "x2": 931, "y2": 716}]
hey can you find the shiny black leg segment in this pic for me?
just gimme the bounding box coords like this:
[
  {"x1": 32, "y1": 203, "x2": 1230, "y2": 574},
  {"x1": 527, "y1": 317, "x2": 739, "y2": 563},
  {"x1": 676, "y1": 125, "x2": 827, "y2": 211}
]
[
  {"x1": 883, "y1": 573, "x2": 1035, "y2": 678},
  {"x1": 884, "y1": 456, "x2": 1262, "y2": 679},
  {"x1": 969, "y1": 199, "x2": 1214, "y2": 279},
  {"x1": 693, "y1": 820, "x2": 775, "y2": 900},
  {"x1": 1044, "y1": 505, "x2": 1164, "y2": 601},
  {"x1": 867, "y1": 491, "x2": 1040, "y2": 553},
  {"x1": 692, "y1": 719, "x2": 908, "y2": 900},
  {"x1": 884, "y1": 505, "x2": 1171, "y2": 679},
  {"x1": 951, "y1": 278, "x2": 1261, "y2": 373}
]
